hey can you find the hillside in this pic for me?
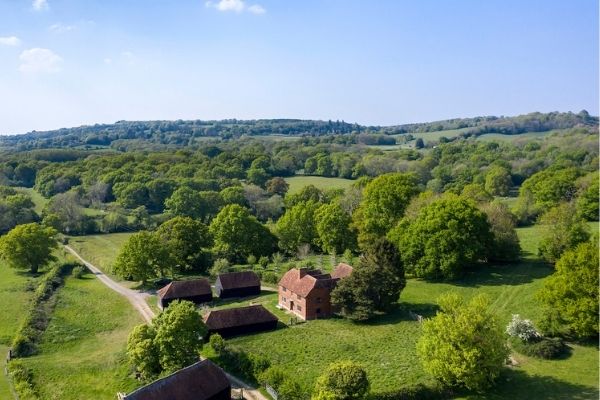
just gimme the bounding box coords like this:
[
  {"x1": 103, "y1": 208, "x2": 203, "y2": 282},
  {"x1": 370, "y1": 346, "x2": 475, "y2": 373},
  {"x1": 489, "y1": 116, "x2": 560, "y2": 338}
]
[{"x1": 0, "y1": 111, "x2": 596, "y2": 152}]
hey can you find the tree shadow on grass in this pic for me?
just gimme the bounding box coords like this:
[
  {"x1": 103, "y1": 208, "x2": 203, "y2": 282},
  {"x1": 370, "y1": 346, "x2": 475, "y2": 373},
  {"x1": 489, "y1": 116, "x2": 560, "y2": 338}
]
[
  {"x1": 363, "y1": 302, "x2": 439, "y2": 326},
  {"x1": 468, "y1": 368, "x2": 599, "y2": 400},
  {"x1": 451, "y1": 262, "x2": 554, "y2": 288}
]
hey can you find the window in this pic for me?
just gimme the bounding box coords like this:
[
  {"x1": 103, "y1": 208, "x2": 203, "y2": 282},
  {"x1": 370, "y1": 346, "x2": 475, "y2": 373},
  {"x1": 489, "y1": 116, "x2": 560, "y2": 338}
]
[
  {"x1": 316, "y1": 308, "x2": 321, "y2": 314},
  {"x1": 282, "y1": 297, "x2": 286, "y2": 303},
  {"x1": 282, "y1": 287, "x2": 287, "y2": 292}
]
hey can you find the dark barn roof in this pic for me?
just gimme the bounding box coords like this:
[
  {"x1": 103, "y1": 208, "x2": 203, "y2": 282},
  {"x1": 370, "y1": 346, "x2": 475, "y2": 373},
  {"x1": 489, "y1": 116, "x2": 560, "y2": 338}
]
[
  {"x1": 122, "y1": 359, "x2": 230, "y2": 400},
  {"x1": 217, "y1": 271, "x2": 260, "y2": 290},
  {"x1": 157, "y1": 279, "x2": 212, "y2": 300},
  {"x1": 204, "y1": 305, "x2": 278, "y2": 331}
]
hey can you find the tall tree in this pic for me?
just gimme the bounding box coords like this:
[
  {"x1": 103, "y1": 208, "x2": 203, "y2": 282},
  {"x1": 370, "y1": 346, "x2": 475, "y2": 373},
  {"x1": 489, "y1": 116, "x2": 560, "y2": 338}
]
[
  {"x1": 113, "y1": 231, "x2": 173, "y2": 283},
  {"x1": 484, "y1": 166, "x2": 512, "y2": 197},
  {"x1": 314, "y1": 201, "x2": 357, "y2": 254},
  {"x1": 0, "y1": 223, "x2": 57, "y2": 274},
  {"x1": 538, "y1": 203, "x2": 590, "y2": 263},
  {"x1": 164, "y1": 187, "x2": 203, "y2": 219},
  {"x1": 156, "y1": 216, "x2": 213, "y2": 273},
  {"x1": 276, "y1": 200, "x2": 320, "y2": 254}
]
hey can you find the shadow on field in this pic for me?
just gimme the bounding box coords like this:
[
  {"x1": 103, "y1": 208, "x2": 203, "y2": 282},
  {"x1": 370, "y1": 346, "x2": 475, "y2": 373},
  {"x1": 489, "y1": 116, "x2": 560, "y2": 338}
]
[
  {"x1": 365, "y1": 303, "x2": 439, "y2": 326},
  {"x1": 453, "y1": 262, "x2": 553, "y2": 288},
  {"x1": 473, "y1": 368, "x2": 599, "y2": 400}
]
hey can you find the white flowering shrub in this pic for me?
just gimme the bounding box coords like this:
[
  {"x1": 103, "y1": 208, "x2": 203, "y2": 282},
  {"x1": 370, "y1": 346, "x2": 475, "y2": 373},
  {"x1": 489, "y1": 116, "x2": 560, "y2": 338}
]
[{"x1": 506, "y1": 314, "x2": 540, "y2": 342}]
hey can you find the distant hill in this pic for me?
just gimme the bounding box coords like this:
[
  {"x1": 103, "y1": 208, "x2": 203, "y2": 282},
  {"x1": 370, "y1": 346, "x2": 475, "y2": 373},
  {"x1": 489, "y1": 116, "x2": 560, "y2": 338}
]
[{"x1": 0, "y1": 111, "x2": 596, "y2": 151}]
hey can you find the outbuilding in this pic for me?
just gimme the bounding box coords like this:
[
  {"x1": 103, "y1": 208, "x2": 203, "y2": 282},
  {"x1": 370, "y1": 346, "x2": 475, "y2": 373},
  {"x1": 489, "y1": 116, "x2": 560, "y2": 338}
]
[
  {"x1": 118, "y1": 359, "x2": 230, "y2": 400},
  {"x1": 215, "y1": 271, "x2": 261, "y2": 299},
  {"x1": 204, "y1": 305, "x2": 278, "y2": 338},
  {"x1": 157, "y1": 279, "x2": 212, "y2": 309}
]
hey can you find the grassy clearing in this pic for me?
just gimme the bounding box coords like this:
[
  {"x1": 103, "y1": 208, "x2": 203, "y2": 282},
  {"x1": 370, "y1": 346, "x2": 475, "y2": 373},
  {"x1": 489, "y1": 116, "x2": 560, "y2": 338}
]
[
  {"x1": 227, "y1": 225, "x2": 599, "y2": 398},
  {"x1": 19, "y1": 271, "x2": 142, "y2": 399},
  {"x1": 66, "y1": 233, "x2": 133, "y2": 281},
  {"x1": 14, "y1": 187, "x2": 48, "y2": 215},
  {"x1": 285, "y1": 176, "x2": 354, "y2": 194}
]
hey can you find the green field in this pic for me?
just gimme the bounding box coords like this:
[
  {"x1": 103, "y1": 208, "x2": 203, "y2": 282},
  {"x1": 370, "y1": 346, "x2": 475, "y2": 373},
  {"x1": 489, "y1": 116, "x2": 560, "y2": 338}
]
[
  {"x1": 226, "y1": 224, "x2": 599, "y2": 398},
  {"x1": 285, "y1": 176, "x2": 355, "y2": 194},
  {"x1": 15, "y1": 187, "x2": 49, "y2": 215},
  {"x1": 66, "y1": 233, "x2": 133, "y2": 281},
  {"x1": 19, "y1": 271, "x2": 142, "y2": 399},
  {"x1": 476, "y1": 131, "x2": 557, "y2": 142}
]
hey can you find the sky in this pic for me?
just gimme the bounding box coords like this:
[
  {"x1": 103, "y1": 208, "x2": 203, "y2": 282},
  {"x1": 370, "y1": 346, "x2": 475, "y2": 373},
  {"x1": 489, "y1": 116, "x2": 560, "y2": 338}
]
[{"x1": 0, "y1": 0, "x2": 598, "y2": 135}]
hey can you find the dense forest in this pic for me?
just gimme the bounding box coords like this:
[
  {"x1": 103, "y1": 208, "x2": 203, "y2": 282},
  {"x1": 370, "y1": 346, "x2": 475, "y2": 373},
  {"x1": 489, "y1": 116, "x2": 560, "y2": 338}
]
[{"x1": 0, "y1": 111, "x2": 595, "y2": 152}]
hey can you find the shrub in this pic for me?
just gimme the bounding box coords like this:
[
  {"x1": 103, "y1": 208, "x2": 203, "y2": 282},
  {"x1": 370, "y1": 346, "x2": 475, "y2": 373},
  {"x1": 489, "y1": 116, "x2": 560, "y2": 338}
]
[
  {"x1": 72, "y1": 265, "x2": 86, "y2": 279},
  {"x1": 509, "y1": 337, "x2": 567, "y2": 359},
  {"x1": 261, "y1": 271, "x2": 281, "y2": 285},
  {"x1": 209, "y1": 258, "x2": 230, "y2": 278},
  {"x1": 505, "y1": 314, "x2": 540, "y2": 342},
  {"x1": 247, "y1": 254, "x2": 257, "y2": 266},
  {"x1": 209, "y1": 333, "x2": 226, "y2": 354},
  {"x1": 258, "y1": 256, "x2": 270, "y2": 268},
  {"x1": 7, "y1": 360, "x2": 39, "y2": 400}
]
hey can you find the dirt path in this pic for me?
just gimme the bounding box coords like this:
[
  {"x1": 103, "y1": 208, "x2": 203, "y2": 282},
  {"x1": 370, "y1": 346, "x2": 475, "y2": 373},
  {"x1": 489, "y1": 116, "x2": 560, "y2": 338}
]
[{"x1": 63, "y1": 245, "x2": 268, "y2": 400}]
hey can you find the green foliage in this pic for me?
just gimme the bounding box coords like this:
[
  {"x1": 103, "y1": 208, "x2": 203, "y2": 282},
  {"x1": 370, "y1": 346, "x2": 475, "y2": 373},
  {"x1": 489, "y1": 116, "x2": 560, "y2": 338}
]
[
  {"x1": 417, "y1": 293, "x2": 509, "y2": 391},
  {"x1": 520, "y1": 167, "x2": 581, "y2": 210},
  {"x1": 315, "y1": 201, "x2": 357, "y2": 254},
  {"x1": 164, "y1": 186, "x2": 203, "y2": 219},
  {"x1": 537, "y1": 239, "x2": 599, "y2": 338},
  {"x1": 484, "y1": 165, "x2": 512, "y2": 196},
  {"x1": 0, "y1": 189, "x2": 38, "y2": 234},
  {"x1": 480, "y1": 201, "x2": 521, "y2": 262},
  {"x1": 153, "y1": 300, "x2": 207, "y2": 373},
  {"x1": 276, "y1": 200, "x2": 320, "y2": 253},
  {"x1": 7, "y1": 360, "x2": 39, "y2": 400},
  {"x1": 509, "y1": 336, "x2": 567, "y2": 360},
  {"x1": 156, "y1": 216, "x2": 213, "y2": 273},
  {"x1": 537, "y1": 203, "x2": 590, "y2": 263},
  {"x1": 390, "y1": 195, "x2": 493, "y2": 280},
  {"x1": 127, "y1": 324, "x2": 160, "y2": 381},
  {"x1": 113, "y1": 231, "x2": 173, "y2": 283},
  {"x1": 210, "y1": 204, "x2": 277, "y2": 262},
  {"x1": 354, "y1": 173, "x2": 419, "y2": 247},
  {"x1": 71, "y1": 265, "x2": 86, "y2": 279},
  {"x1": 0, "y1": 223, "x2": 57, "y2": 274},
  {"x1": 313, "y1": 360, "x2": 370, "y2": 400},
  {"x1": 209, "y1": 333, "x2": 226, "y2": 354},
  {"x1": 575, "y1": 173, "x2": 599, "y2": 221},
  {"x1": 266, "y1": 177, "x2": 290, "y2": 196},
  {"x1": 209, "y1": 258, "x2": 231, "y2": 278}
]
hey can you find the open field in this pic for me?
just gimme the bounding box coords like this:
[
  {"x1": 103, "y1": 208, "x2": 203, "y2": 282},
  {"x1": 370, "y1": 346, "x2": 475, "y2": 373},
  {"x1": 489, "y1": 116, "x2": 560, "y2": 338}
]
[
  {"x1": 66, "y1": 233, "x2": 133, "y2": 281},
  {"x1": 285, "y1": 176, "x2": 354, "y2": 194},
  {"x1": 15, "y1": 187, "x2": 48, "y2": 215},
  {"x1": 19, "y1": 271, "x2": 143, "y2": 399},
  {"x1": 227, "y1": 224, "x2": 599, "y2": 398},
  {"x1": 476, "y1": 131, "x2": 554, "y2": 142}
]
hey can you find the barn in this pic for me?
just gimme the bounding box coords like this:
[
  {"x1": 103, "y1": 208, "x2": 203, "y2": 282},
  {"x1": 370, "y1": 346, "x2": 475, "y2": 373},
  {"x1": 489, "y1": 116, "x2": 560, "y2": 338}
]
[
  {"x1": 157, "y1": 279, "x2": 212, "y2": 309},
  {"x1": 119, "y1": 359, "x2": 230, "y2": 400},
  {"x1": 215, "y1": 271, "x2": 261, "y2": 299},
  {"x1": 204, "y1": 305, "x2": 278, "y2": 338}
]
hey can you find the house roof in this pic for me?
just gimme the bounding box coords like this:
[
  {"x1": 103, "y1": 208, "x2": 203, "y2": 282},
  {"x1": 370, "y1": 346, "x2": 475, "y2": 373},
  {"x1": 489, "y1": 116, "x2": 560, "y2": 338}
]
[
  {"x1": 204, "y1": 305, "x2": 278, "y2": 330},
  {"x1": 157, "y1": 279, "x2": 212, "y2": 300},
  {"x1": 122, "y1": 359, "x2": 229, "y2": 400},
  {"x1": 331, "y1": 263, "x2": 354, "y2": 280},
  {"x1": 278, "y1": 268, "x2": 337, "y2": 298},
  {"x1": 217, "y1": 271, "x2": 260, "y2": 290}
]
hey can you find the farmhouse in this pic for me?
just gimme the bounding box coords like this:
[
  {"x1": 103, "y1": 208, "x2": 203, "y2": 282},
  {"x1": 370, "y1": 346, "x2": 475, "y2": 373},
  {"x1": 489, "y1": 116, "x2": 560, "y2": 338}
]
[
  {"x1": 157, "y1": 279, "x2": 212, "y2": 309},
  {"x1": 119, "y1": 359, "x2": 230, "y2": 400},
  {"x1": 215, "y1": 271, "x2": 261, "y2": 298},
  {"x1": 278, "y1": 263, "x2": 353, "y2": 320},
  {"x1": 204, "y1": 305, "x2": 279, "y2": 338}
]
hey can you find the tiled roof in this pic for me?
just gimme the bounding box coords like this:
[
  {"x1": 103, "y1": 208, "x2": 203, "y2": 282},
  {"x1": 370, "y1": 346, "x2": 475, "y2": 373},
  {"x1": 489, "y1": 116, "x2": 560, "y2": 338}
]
[
  {"x1": 217, "y1": 271, "x2": 260, "y2": 290},
  {"x1": 278, "y1": 268, "x2": 336, "y2": 297},
  {"x1": 331, "y1": 263, "x2": 354, "y2": 280},
  {"x1": 122, "y1": 359, "x2": 229, "y2": 400},
  {"x1": 204, "y1": 305, "x2": 278, "y2": 330},
  {"x1": 157, "y1": 279, "x2": 212, "y2": 300}
]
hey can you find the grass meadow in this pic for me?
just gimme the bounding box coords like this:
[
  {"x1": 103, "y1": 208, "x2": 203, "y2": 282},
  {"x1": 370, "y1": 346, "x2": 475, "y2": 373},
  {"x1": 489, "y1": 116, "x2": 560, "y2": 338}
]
[{"x1": 284, "y1": 176, "x2": 355, "y2": 194}]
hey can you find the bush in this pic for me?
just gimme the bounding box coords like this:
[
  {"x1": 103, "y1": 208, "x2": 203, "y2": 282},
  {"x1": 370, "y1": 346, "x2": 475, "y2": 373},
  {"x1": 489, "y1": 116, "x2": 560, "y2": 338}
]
[
  {"x1": 247, "y1": 254, "x2": 257, "y2": 266},
  {"x1": 261, "y1": 271, "x2": 281, "y2": 285},
  {"x1": 505, "y1": 314, "x2": 540, "y2": 342},
  {"x1": 509, "y1": 336, "x2": 567, "y2": 359},
  {"x1": 7, "y1": 360, "x2": 39, "y2": 400},
  {"x1": 209, "y1": 333, "x2": 226, "y2": 354},
  {"x1": 72, "y1": 265, "x2": 86, "y2": 279},
  {"x1": 209, "y1": 258, "x2": 230, "y2": 278},
  {"x1": 258, "y1": 256, "x2": 270, "y2": 268}
]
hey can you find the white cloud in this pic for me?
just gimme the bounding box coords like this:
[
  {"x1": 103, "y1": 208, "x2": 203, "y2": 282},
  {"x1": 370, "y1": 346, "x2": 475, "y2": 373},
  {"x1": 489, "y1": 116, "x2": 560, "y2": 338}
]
[
  {"x1": 19, "y1": 48, "x2": 62, "y2": 74},
  {"x1": 205, "y1": 0, "x2": 265, "y2": 15},
  {"x1": 49, "y1": 23, "x2": 76, "y2": 33},
  {"x1": 32, "y1": 0, "x2": 49, "y2": 11},
  {"x1": 0, "y1": 36, "x2": 21, "y2": 46}
]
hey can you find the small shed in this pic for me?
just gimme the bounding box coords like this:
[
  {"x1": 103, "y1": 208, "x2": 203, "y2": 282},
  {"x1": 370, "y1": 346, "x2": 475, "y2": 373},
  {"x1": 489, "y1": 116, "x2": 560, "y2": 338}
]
[
  {"x1": 215, "y1": 271, "x2": 261, "y2": 299},
  {"x1": 157, "y1": 279, "x2": 212, "y2": 309},
  {"x1": 120, "y1": 359, "x2": 230, "y2": 400},
  {"x1": 204, "y1": 305, "x2": 278, "y2": 338}
]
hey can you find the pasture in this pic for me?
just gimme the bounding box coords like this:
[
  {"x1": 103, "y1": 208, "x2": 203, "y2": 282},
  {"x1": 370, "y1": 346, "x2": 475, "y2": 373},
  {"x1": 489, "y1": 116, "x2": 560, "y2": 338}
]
[
  {"x1": 285, "y1": 176, "x2": 354, "y2": 194},
  {"x1": 66, "y1": 233, "x2": 133, "y2": 281}
]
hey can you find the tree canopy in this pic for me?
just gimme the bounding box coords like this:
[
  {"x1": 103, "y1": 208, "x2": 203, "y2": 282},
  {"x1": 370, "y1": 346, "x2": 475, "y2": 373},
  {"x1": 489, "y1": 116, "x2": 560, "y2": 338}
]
[
  {"x1": 312, "y1": 361, "x2": 369, "y2": 400},
  {"x1": 0, "y1": 223, "x2": 57, "y2": 274},
  {"x1": 113, "y1": 231, "x2": 173, "y2": 283}
]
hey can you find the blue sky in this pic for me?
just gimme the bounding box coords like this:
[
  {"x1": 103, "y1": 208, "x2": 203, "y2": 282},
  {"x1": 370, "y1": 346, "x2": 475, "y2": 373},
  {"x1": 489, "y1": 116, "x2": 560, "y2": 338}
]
[{"x1": 0, "y1": 0, "x2": 598, "y2": 134}]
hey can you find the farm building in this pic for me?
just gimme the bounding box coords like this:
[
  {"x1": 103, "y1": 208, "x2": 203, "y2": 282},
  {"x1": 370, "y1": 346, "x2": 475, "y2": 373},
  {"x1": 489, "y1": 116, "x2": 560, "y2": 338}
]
[
  {"x1": 204, "y1": 305, "x2": 279, "y2": 338},
  {"x1": 215, "y1": 271, "x2": 261, "y2": 298},
  {"x1": 118, "y1": 359, "x2": 230, "y2": 400},
  {"x1": 278, "y1": 263, "x2": 353, "y2": 320},
  {"x1": 157, "y1": 279, "x2": 212, "y2": 309}
]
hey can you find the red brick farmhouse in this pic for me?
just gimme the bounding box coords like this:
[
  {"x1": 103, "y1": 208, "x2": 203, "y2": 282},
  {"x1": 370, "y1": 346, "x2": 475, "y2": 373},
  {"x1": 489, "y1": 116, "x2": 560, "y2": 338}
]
[{"x1": 278, "y1": 263, "x2": 353, "y2": 320}]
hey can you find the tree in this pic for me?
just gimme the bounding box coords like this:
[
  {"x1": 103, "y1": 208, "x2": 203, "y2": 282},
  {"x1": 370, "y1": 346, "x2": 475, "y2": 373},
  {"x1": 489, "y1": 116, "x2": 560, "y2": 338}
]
[
  {"x1": 113, "y1": 231, "x2": 173, "y2": 283},
  {"x1": 390, "y1": 195, "x2": 493, "y2": 280},
  {"x1": 156, "y1": 216, "x2": 213, "y2": 273},
  {"x1": 165, "y1": 186, "x2": 203, "y2": 219},
  {"x1": 153, "y1": 300, "x2": 207, "y2": 373},
  {"x1": 484, "y1": 166, "x2": 512, "y2": 197},
  {"x1": 284, "y1": 185, "x2": 326, "y2": 207},
  {"x1": 417, "y1": 293, "x2": 509, "y2": 391},
  {"x1": 247, "y1": 168, "x2": 270, "y2": 187},
  {"x1": 312, "y1": 361, "x2": 369, "y2": 400},
  {"x1": 127, "y1": 324, "x2": 160, "y2": 381},
  {"x1": 314, "y1": 201, "x2": 357, "y2": 254},
  {"x1": 43, "y1": 191, "x2": 94, "y2": 234},
  {"x1": 0, "y1": 223, "x2": 57, "y2": 274},
  {"x1": 276, "y1": 201, "x2": 320, "y2": 253},
  {"x1": 220, "y1": 186, "x2": 248, "y2": 207},
  {"x1": 266, "y1": 177, "x2": 289, "y2": 196},
  {"x1": 537, "y1": 239, "x2": 599, "y2": 338},
  {"x1": 480, "y1": 201, "x2": 521, "y2": 263},
  {"x1": 331, "y1": 239, "x2": 405, "y2": 321},
  {"x1": 520, "y1": 167, "x2": 581, "y2": 210},
  {"x1": 575, "y1": 173, "x2": 599, "y2": 221},
  {"x1": 538, "y1": 203, "x2": 590, "y2": 263},
  {"x1": 209, "y1": 205, "x2": 277, "y2": 262},
  {"x1": 415, "y1": 137, "x2": 425, "y2": 149},
  {"x1": 353, "y1": 173, "x2": 419, "y2": 247}
]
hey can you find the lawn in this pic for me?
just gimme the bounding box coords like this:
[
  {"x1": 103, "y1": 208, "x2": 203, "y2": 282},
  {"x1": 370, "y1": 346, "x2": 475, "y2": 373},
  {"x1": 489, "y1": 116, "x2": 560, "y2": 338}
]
[
  {"x1": 66, "y1": 233, "x2": 133, "y2": 282},
  {"x1": 285, "y1": 176, "x2": 355, "y2": 194},
  {"x1": 227, "y1": 224, "x2": 599, "y2": 398},
  {"x1": 19, "y1": 271, "x2": 143, "y2": 400}
]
